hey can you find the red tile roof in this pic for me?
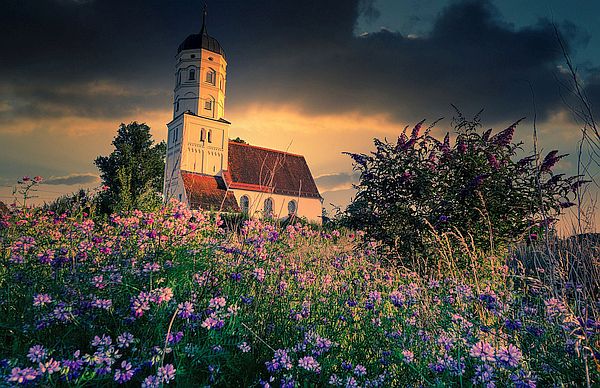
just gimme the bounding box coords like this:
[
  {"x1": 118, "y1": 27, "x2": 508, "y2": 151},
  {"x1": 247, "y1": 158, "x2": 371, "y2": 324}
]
[
  {"x1": 224, "y1": 141, "x2": 321, "y2": 199},
  {"x1": 181, "y1": 172, "x2": 240, "y2": 212}
]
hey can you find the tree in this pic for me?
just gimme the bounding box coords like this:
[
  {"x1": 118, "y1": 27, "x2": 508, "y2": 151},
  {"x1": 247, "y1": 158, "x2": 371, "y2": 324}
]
[
  {"x1": 95, "y1": 122, "x2": 166, "y2": 214},
  {"x1": 342, "y1": 112, "x2": 583, "y2": 260}
]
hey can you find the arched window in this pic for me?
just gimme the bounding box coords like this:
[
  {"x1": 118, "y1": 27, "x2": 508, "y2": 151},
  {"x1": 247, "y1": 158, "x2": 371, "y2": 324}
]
[
  {"x1": 204, "y1": 98, "x2": 213, "y2": 111},
  {"x1": 177, "y1": 70, "x2": 181, "y2": 86},
  {"x1": 200, "y1": 128, "x2": 205, "y2": 142},
  {"x1": 206, "y1": 68, "x2": 216, "y2": 85},
  {"x1": 288, "y1": 200, "x2": 297, "y2": 215},
  {"x1": 264, "y1": 198, "x2": 273, "y2": 217},
  {"x1": 175, "y1": 98, "x2": 180, "y2": 112},
  {"x1": 207, "y1": 130, "x2": 212, "y2": 143},
  {"x1": 189, "y1": 68, "x2": 196, "y2": 80},
  {"x1": 240, "y1": 195, "x2": 249, "y2": 213}
]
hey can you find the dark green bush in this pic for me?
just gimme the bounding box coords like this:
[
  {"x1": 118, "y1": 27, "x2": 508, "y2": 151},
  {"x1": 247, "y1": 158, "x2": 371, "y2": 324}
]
[{"x1": 342, "y1": 112, "x2": 582, "y2": 260}]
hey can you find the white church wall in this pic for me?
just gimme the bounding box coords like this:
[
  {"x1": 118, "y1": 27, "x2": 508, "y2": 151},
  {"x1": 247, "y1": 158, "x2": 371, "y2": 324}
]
[
  {"x1": 179, "y1": 113, "x2": 230, "y2": 176},
  {"x1": 231, "y1": 189, "x2": 322, "y2": 224}
]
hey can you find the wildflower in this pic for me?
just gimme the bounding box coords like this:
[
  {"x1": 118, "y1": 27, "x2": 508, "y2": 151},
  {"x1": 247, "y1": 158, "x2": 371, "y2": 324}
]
[
  {"x1": 253, "y1": 267, "x2": 266, "y2": 282},
  {"x1": 167, "y1": 331, "x2": 184, "y2": 345},
  {"x1": 298, "y1": 356, "x2": 320, "y2": 372},
  {"x1": 354, "y1": 364, "x2": 367, "y2": 377},
  {"x1": 177, "y1": 301, "x2": 194, "y2": 319},
  {"x1": 143, "y1": 262, "x2": 161, "y2": 273},
  {"x1": 114, "y1": 361, "x2": 134, "y2": 384},
  {"x1": 38, "y1": 358, "x2": 60, "y2": 374},
  {"x1": 142, "y1": 375, "x2": 161, "y2": 388},
  {"x1": 497, "y1": 344, "x2": 522, "y2": 368},
  {"x1": 91, "y1": 334, "x2": 112, "y2": 350},
  {"x1": 201, "y1": 314, "x2": 225, "y2": 330},
  {"x1": 329, "y1": 374, "x2": 343, "y2": 385},
  {"x1": 92, "y1": 298, "x2": 112, "y2": 310},
  {"x1": 157, "y1": 364, "x2": 176, "y2": 383},
  {"x1": 544, "y1": 298, "x2": 566, "y2": 318},
  {"x1": 510, "y1": 369, "x2": 537, "y2": 387},
  {"x1": 345, "y1": 376, "x2": 359, "y2": 388},
  {"x1": 7, "y1": 367, "x2": 38, "y2": 384},
  {"x1": 472, "y1": 364, "x2": 495, "y2": 387},
  {"x1": 209, "y1": 296, "x2": 226, "y2": 309},
  {"x1": 266, "y1": 349, "x2": 293, "y2": 372},
  {"x1": 131, "y1": 292, "x2": 151, "y2": 318},
  {"x1": 238, "y1": 342, "x2": 251, "y2": 353},
  {"x1": 470, "y1": 341, "x2": 495, "y2": 362},
  {"x1": 33, "y1": 293, "x2": 52, "y2": 307},
  {"x1": 402, "y1": 350, "x2": 414, "y2": 364},
  {"x1": 152, "y1": 287, "x2": 173, "y2": 304},
  {"x1": 117, "y1": 332, "x2": 134, "y2": 348},
  {"x1": 26, "y1": 345, "x2": 46, "y2": 363}
]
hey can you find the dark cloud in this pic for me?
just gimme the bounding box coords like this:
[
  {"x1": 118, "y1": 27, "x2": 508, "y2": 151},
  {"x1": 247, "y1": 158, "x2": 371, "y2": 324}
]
[
  {"x1": 0, "y1": 0, "x2": 597, "y2": 128},
  {"x1": 315, "y1": 172, "x2": 360, "y2": 192},
  {"x1": 44, "y1": 173, "x2": 99, "y2": 186}
]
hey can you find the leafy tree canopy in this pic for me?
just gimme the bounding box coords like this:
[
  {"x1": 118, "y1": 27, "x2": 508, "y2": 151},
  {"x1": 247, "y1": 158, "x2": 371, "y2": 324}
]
[{"x1": 95, "y1": 122, "x2": 166, "y2": 214}]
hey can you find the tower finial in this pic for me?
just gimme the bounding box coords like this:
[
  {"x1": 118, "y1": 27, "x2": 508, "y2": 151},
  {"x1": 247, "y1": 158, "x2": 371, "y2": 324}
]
[{"x1": 201, "y1": 3, "x2": 207, "y2": 35}]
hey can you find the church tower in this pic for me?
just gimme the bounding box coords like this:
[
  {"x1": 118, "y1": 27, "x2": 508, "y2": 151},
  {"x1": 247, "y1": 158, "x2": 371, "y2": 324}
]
[{"x1": 163, "y1": 7, "x2": 231, "y2": 201}]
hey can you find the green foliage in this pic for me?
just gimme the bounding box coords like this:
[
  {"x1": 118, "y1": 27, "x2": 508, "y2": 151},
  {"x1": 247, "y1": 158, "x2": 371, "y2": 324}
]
[
  {"x1": 342, "y1": 112, "x2": 582, "y2": 259},
  {"x1": 0, "y1": 204, "x2": 597, "y2": 386},
  {"x1": 94, "y1": 122, "x2": 166, "y2": 214}
]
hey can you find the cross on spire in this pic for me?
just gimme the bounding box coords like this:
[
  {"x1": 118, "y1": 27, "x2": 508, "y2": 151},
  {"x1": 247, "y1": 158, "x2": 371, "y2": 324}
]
[{"x1": 201, "y1": 3, "x2": 208, "y2": 35}]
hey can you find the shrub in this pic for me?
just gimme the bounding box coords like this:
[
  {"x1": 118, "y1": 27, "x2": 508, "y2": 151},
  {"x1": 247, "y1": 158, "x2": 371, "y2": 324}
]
[{"x1": 342, "y1": 112, "x2": 582, "y2": 260}]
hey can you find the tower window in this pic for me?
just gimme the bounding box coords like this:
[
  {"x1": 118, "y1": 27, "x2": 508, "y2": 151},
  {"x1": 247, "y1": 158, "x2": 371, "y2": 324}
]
[
  {"x1": 240, "y1": 195, "x2": 249, "y2": 213},
  {"x1": 204, "y1": 99, "x2": 212, "y2": 110},
  {"x1": 207, "y1": 130, "x2": 212, "y2": 143},
  {"x1": 200, "y1": 128, "x2": 205, "y2": 142},
  {"x1": 175, "y1": 99, "x2": 180, "y2": 112},
  {"x1": 189, "y1": 68, "x2": 195, "y2": 80},
  {"x1": 177, "y1": 70, "x2": 181, "y2": 86},
  {"x1": 206, "y1": 68, "x2": 216, "y2": 85}
]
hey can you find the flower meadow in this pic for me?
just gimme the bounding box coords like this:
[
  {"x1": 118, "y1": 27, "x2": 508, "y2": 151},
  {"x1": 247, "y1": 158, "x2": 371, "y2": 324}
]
[{"x1": 0, "y1": 201, "x2": 598, "y2": 386}]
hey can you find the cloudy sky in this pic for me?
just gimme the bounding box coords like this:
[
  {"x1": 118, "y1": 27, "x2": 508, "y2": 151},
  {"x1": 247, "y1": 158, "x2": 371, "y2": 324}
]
[{"x1": 1, "y1": 0, "x2": 599, "y2": 221}]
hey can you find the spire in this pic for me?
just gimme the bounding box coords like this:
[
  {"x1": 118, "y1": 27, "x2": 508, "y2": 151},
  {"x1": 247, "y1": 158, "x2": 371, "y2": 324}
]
[{"x1": 201, "y1": 3, "x2": 207, "y2": 35}]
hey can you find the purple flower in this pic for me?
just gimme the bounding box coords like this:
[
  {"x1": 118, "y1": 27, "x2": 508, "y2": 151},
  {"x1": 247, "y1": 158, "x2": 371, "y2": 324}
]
[
  {"x1": 157, "y1": 363, "x2": 176, "y2": 383},
  {"x1": 237, "y1": 342, "x2": 251, "y2": 353},
  {"x1": 32, "y1": 294, "x2": 52, "y2": 307},
  {"x1": 298, "y1": 356, "x2": 320, "y2": 372},
  {"x1": 92, "y1": 298, "x2": 112, "y2": 310},
  {"x1": 266, "y1": 349, "x2": 292, "y2": 372},
  {"x1": 497, "y1": 344, "x2": 522, "y2": 368},
  {"x1": 27, "y1": 345, "x2": 46, "y2": 363},
  {"x1": 402, "y1": 350, "x2": 414, "y2": 364},
  {"x1": 114, "y1": 361, "x2": 134, "y2": 384},
  {"x1": 117, "y1": 332, "x2": 134, "y2": 348},
  {"x1": 472, "y1": 364, "x2": 495, "y2": 386},
  {"x1": 354, "y1": 364, "x2": 367, "y2": 377},
  {"x1": 91, "y1": 334, "x2": 112, "y2": 350},
  {"x1": 131, "y1": 292, "x2": 151, "y2": 318},
  {"x1": 177, "y1": 301, "x2": 194, "y2": 319},
  {"x1": 38, "y1": 358, "x2": 61, "y2": 374},
  {"x1": 470, "y1": 341, "x2": 495, "y2": 362},
  {"x1": 7, "y1": 367, "x2": 39, "y2": 384},
  {"x1": 142, "y1": 375, "x2": 161, "y2": 388},
  {"x1": 167, "y1": 331, "x2": 184, "y2": 345},
  {"x1": 201, "y1": 314, "x2": 225, "y2": 330}
]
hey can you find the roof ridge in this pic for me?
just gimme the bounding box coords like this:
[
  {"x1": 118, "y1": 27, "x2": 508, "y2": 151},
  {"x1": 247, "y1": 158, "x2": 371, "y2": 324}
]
[{"x1": 228, "y1": 140, "x2": 305, "y2": 158}]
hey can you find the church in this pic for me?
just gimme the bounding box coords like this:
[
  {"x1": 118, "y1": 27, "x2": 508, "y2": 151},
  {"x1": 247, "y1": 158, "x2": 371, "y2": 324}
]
[{"x1": 163, "y1": 10, "x2": 323, "y2": 223}]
